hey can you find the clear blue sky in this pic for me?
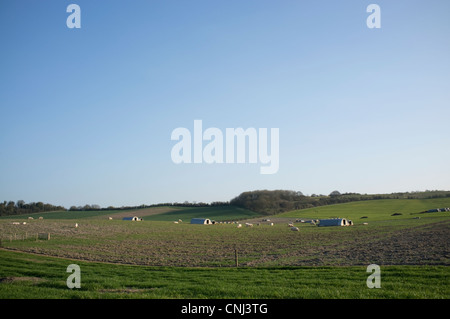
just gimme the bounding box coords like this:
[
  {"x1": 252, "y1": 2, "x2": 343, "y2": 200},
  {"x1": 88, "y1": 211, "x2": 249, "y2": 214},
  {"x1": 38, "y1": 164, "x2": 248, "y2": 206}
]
[{"x1": 1, "y1": 0, "x2": 449, "y2": 208}]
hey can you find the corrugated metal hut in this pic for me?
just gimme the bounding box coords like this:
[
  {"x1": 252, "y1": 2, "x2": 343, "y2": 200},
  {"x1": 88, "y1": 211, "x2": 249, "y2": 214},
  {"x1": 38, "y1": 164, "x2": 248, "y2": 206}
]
[
  {"x1": 317, "y1": 218, "x2": 348, "y2": 227},
  {"x1": 122, "y1": 216, "x2": 142, "y2": 221},
  {"x1": 190, "y1": 218, "x2": 212, "y2": 225}
]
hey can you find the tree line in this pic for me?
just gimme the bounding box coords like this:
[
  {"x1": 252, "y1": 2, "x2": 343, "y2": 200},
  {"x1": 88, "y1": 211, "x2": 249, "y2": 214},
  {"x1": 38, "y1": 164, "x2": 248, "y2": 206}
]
[{"x1": 0, "y1": 200, "x2": 65, "y2": 217}]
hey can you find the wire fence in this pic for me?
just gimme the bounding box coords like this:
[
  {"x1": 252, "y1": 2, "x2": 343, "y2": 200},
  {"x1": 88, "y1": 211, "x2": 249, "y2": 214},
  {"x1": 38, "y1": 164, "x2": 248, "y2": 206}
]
[{"x1": 0, "y1": 232, "x2": 50, "y2": 244}]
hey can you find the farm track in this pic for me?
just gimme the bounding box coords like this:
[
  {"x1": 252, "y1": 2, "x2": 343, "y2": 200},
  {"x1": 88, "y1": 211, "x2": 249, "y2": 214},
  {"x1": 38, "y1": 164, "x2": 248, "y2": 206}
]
[
  {"x1": 1, "y1": 219, "x2": 448, "y2": 267},
  {"x1": 87, "y1": 207, "x2": 181, "y2": 220}
]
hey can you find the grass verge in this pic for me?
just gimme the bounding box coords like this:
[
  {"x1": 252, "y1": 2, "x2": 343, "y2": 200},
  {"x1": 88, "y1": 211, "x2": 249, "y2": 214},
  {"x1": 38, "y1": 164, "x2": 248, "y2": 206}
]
[{"x1": 0, "y1": 249, "x2": 448, "y2": 299}]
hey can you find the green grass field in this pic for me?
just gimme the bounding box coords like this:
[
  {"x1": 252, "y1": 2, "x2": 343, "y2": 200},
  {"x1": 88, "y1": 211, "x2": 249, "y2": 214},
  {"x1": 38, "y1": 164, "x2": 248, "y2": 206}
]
[{"x1": 0, "y1": 249, "x2": 448, "y2": 299}]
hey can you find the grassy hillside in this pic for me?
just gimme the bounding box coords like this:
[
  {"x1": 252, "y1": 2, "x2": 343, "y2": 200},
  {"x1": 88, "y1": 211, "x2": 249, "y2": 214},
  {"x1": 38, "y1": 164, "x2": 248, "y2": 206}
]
[
  {"x1": 0, "y1": 206, "x2": 260, "y2": 222},
  {"x1": 3, "y1": 197, "x2": 449, "y2": 223},
  {"x1": 278, "y1": 198, "x2": 450, "y2": 222},
  {"x1": 230, "y1": 190, "x2": 450, "y2": 215},
  {"x1": 140, "y1": 206, "x2": 259, "y2": 222}
]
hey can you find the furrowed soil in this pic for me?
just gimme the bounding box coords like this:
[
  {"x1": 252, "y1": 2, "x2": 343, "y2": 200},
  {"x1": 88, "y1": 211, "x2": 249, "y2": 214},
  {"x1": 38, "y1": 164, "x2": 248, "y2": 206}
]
[{"x1": 1, "y1": 217, "x2": 448, "y2": 267}]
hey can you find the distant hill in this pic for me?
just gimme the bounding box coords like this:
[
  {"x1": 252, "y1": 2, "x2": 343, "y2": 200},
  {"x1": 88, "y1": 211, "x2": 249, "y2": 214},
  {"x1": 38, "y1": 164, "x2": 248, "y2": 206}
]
[
  {"x1": 230, "y1": 190, "x2": 450, "y2": 215},
  {"x1": 2, "y1": 190, "x2": 449, "y2": 219}
]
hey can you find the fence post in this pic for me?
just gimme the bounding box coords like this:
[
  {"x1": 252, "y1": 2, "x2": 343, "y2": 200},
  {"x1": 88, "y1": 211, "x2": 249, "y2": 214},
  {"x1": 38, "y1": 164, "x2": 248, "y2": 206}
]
[
  {"x1": 38, "y1": 233, "x2": 50, "y2": 240},
  {"x1": 235, "y1": 248, "x2": 239, "y2": 267}
]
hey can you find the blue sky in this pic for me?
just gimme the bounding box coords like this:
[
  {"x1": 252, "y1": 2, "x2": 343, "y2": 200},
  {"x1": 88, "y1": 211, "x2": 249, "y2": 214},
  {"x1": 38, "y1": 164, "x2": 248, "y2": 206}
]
[{"x1": 1, "y1": 1, "x2": 449, "y2": 208}]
